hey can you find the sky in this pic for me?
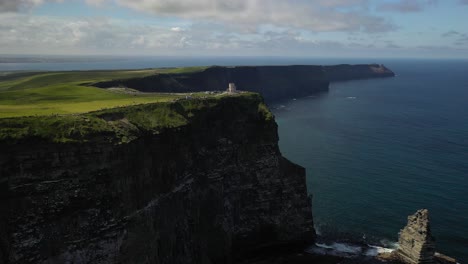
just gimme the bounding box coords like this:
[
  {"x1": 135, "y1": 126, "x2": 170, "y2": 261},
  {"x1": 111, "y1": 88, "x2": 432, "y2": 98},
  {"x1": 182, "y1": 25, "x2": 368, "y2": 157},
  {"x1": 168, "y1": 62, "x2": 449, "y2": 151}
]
[{"x1": 0, "y1": 0, "x2": 467, "y2": 58}]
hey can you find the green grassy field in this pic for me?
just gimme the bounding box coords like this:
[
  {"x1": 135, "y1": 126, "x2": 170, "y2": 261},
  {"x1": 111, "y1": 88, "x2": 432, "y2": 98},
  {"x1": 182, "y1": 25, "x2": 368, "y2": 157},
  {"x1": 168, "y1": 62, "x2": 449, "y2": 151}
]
[
  {"x1": 0, "y1": 67, "x2": 208, "y2": 118},
  {"x1": 0, "y1": 92, "x2": 265, "y2": 143}
]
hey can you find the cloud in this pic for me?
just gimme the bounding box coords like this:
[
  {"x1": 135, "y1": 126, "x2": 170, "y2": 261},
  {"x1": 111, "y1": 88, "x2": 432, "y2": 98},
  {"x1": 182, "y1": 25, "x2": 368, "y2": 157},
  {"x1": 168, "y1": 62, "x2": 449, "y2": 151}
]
[
  {"x1": 417, "y1": 44, "x2": 451, "y2": 50},
  {"x1": 459, "y1": 0, "x2": 468, "y2": 4},
  {"x1": 442, "y1": 30, "x2": 460, "y2": 37},
  {"x1": 0, "y1": 12, "x2": 388, "y2": 56},
  {"x1": 384, "y1": 40, "x2": 401, "y2": 48},
  {"x1": 0, "y1": 13, "x2": 192, "y2": 54},
  {"x1": 455, "y1": 35, "x2": 468, "y2": 45},
  {"x1": 0, "y1": 0, "x2": 45, "y2": 12},
  {"x1": 377, "y1": 0, "x2": 437, "y2": 13},
  {"x1": 440, "y1": 31, "x2": 468, "y2": 45},
  {"x1": 85, "y1": 0, "x2": 107, "y2": 6},
  {"x1": 0, "y1": 0, "x2": 68, "y2": 12},
  {"x1": 0, "y1": 0, "x2": 396, "y2": 34},
  {"x1": 116, "y1": 0, "x2": 395, "y2": 33},
  {"x1": 170, "y1": 27, "x2": 184, "y2": 32}
]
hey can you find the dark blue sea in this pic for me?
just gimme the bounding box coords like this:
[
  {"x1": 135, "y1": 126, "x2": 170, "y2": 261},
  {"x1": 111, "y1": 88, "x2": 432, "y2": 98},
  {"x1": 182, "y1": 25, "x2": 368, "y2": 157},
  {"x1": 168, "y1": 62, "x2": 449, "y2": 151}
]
[
  {"x1": 273, "y1": 59, "x2": 468, "y2": 262},
  {"x1": 1, "y1": 57, "x2": 467, "y2": 261}
]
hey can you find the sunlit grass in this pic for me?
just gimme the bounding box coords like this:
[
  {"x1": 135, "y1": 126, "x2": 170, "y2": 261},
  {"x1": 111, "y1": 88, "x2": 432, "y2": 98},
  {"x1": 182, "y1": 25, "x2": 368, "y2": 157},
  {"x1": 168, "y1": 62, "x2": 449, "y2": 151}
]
[{"x1": 0, "y1": 68, "x2": 210, "y2": 118}]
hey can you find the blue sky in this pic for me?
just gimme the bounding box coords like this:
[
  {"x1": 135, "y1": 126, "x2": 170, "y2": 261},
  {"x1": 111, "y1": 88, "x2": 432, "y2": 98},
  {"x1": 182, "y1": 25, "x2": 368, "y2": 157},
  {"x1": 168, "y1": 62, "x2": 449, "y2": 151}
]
[{"x1": 0, "y1": 0, "x2": 467, "y2": 58}]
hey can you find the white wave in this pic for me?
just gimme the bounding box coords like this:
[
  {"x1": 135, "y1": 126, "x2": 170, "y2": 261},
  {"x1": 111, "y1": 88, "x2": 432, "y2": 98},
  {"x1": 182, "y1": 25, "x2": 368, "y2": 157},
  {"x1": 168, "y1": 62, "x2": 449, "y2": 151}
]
[
  {"x1": 380, "y1": 239, "x2": 399, "y2": 249},
  {"x1": 346, "y1": 96, "x2": 356, "y2": 99},
  {"x1": 364, "y1": 245, "x2": 395, "y2": 257},
  {"x1": 307, "y1": 242, "x2": 394, "y2": 258},
  {"x1": 307, "y1": 242, "x2": 362, "y2": 257}
]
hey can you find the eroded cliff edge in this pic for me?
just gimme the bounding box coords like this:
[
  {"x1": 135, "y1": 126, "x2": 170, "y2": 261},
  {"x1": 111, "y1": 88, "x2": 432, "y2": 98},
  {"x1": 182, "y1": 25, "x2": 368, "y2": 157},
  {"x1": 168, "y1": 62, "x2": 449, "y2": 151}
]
[
  {"x1": 93, "y1": 64, "x2": 395, "y2": 102},
  {"x1": 0, "y1": 93, "x2": 315, "y2": 264}
]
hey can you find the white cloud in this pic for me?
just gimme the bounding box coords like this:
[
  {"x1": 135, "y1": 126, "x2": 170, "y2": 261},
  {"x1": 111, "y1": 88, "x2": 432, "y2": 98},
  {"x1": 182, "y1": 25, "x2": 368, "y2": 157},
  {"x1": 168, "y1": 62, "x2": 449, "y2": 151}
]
[
  {"x1": 1, "y1": 0, "x2": 465, "y2": 56},
  {"x1": 116, "y1": 0, "x2": 394, "y2": 33},
  {"x1": 0, "y1": 1, "x2": 396, "y2": 35},
  {"x1": 170, "y1": 27, "x2": 184, "y2": 32},
  {"x1": 0, "y1": 13, "x2": 191, "y2": 54},
  {"x1": 0, "y1": 12, "x2": 389, "y2": 55}
]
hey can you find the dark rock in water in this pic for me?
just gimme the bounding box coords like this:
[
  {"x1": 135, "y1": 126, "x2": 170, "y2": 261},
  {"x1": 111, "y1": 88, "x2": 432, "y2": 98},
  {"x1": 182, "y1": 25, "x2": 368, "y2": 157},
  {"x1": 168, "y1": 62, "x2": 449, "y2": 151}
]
[
  {"x1": 396, "y1": 209, "x2": 436, "y2": 264},
  {"x1": 434, "y1": 253, "x2": 458, "y2": 264}
]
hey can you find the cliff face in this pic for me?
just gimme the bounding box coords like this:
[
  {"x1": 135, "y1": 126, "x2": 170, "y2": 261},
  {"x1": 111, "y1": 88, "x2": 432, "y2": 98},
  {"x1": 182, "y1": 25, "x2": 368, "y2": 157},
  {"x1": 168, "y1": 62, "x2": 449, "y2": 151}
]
[
  {"x1": 323, "y1": 64, "x2": 395, "y2": 81},
  {"x1": 0, "y1": 94, "x2": 315, "y2": 264},
  {"x1": 93, "y1": 65, "x2": 394, "y2": 103}
]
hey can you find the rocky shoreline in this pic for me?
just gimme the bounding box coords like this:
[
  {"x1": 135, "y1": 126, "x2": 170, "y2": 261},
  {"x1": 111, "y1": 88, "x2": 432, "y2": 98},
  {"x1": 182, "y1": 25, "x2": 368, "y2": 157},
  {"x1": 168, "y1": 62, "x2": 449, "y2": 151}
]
[{"x1": 237, "y1": 209, "x2": 459, "y2": 264}]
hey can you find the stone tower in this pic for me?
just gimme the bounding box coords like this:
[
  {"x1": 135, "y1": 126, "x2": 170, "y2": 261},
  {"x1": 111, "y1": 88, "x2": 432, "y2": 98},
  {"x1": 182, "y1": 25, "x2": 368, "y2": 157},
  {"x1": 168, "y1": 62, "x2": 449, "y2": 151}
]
[
  {"x1": 396, "y1": 209, "x2": 436, "y2": 264},
  {"x1": 227, "y1": 83, "x2": 237, "y2": 93}
]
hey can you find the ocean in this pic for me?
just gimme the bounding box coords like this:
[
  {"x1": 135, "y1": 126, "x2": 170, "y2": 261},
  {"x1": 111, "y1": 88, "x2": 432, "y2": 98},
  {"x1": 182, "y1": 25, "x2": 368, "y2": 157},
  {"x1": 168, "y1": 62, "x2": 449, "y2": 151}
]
[
  {"x1": 1, "y1": 57, "x2": 467, "y2": 261},
  {"x1": 273, "y1": 59, "x2": 468, "y2": 262}
]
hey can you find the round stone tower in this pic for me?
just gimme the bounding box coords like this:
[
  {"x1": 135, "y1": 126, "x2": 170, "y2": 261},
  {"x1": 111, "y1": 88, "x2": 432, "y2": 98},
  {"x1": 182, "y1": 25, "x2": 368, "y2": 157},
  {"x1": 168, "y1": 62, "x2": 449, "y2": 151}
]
[{"x1": 227, "y1": 83, "x2": 237, "y2": 93}]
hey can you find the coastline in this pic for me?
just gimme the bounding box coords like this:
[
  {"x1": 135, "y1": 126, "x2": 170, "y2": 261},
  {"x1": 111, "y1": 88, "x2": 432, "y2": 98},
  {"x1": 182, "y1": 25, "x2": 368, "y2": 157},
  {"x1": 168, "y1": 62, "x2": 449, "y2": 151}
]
[{"x1": 1, "y1": 60, "x2": 466, "y2": 264}]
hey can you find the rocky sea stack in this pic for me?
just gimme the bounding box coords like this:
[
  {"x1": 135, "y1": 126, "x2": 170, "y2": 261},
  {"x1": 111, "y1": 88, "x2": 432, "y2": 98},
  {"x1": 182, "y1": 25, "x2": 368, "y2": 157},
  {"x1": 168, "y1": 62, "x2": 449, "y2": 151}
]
[
  {"x1": 392, "y1": 209, "x2": 458, "y2": 264},
  {"x1": 396, "y1": 209, "x2": 436, "y2": 264}
]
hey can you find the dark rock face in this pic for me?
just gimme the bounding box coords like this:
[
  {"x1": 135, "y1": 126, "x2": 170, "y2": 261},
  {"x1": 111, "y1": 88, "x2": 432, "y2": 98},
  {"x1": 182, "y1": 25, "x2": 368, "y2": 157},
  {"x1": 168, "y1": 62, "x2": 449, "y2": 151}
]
[
  {"x1": 396, "y1": 209, "x2": 436, "y2": 264},
  {"x1": 93, "y1": 64, "x2": 395, "y2": 103},
  {"x1": 323, "y1": 64, "x2": 395, "y2": 81},
  {"x1": 0, "y1": 97, "x2": 314, "y2": 263}
]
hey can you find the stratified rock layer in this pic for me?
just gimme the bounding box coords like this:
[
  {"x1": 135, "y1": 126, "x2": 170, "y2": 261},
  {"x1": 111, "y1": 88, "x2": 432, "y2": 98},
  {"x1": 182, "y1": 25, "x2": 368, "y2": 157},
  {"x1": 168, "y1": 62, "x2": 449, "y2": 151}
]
[
  {"x1": 0, "y1": 95, "x2": 314, "y2": 264},
  {"x1": 396, "y1": 209, "x2": 436, "y2": 264}
]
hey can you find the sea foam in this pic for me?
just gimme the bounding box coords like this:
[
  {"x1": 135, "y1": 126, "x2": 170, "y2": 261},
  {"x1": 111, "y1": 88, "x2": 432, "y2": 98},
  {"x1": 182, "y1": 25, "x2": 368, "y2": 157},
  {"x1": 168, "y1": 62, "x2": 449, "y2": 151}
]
[{"x1": 306, "y1": 242, "x2": 395, "y2": 258}]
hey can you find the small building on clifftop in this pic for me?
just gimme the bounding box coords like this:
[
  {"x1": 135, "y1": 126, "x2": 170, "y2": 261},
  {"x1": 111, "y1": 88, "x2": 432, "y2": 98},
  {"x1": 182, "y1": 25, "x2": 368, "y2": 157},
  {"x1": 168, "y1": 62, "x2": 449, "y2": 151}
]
[{"x1": 227, "y1": 83, "x2": 237, "y2": 93}]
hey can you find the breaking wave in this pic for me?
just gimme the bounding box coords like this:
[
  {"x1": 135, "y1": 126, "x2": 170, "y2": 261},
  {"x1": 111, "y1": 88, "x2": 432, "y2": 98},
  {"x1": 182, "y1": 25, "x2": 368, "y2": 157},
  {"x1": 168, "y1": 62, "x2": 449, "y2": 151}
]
[{"x1": 306, "y1": 241, "x2": 396, "y2": 258}]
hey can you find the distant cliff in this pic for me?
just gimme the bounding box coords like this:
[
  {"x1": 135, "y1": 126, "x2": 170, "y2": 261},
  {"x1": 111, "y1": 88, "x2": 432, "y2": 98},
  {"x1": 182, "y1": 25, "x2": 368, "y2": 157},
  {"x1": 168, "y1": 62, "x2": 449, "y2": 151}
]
[
  {"x1": 93, "y1": 64, "x2": 395, "y2": 102},
  {"x1": 323, "y1": 64, "x2": 395, "y2": 81},
  {"x1": 0, "y1": 94, "x2": 314, "y2": 264}
]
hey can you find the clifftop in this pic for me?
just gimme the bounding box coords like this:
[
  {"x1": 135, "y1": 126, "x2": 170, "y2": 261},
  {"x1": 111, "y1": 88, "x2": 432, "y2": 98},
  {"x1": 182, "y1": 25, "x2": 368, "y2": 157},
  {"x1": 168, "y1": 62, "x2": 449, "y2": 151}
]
[
  {"x1": 0, "y1": 92, "x2": 271, "y2": 144},
  {"x1": 93, "y1": 64, "x2": 395, "y2": 103},
  {"x1": 0, "y1": 64, "x2": 395, "y2": 118}
]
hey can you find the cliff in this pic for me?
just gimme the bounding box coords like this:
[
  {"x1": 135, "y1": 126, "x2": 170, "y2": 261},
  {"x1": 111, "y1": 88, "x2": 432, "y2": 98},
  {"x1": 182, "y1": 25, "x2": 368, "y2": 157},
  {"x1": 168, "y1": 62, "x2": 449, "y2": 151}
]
[
  {"x1": 0, "y1": 93, "x2": 315, "y2": 264},
  {"x1": 323, "y1": 64, "x2": 395, "y2": 81},
  {"x1": 92, "y1": 64, "x2": 394, "y2": 103}
]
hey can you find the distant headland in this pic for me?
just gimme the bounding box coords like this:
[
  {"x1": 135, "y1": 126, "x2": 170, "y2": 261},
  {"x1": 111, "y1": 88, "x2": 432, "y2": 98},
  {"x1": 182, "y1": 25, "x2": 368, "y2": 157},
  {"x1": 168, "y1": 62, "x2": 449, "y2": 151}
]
[{"x1": 92, "y1": 64, "x2": 395, "y2": 103}]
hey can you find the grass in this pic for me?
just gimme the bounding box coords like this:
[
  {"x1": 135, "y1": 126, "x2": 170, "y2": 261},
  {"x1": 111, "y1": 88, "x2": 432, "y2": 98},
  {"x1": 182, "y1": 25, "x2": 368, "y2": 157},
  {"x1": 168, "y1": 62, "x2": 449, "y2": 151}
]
[
  {"x1": 0, "y1": 68, "x2": 207, "y2": 118},
  {"x1": 0, "y1": 67, "x2": 270, "y2": 143},
  {"x1": 158, "y1": 66, "x2": 208, "y2": 74},
  {"x1": 0, "y1": 92, "x2": 266, "y2": 144}
]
